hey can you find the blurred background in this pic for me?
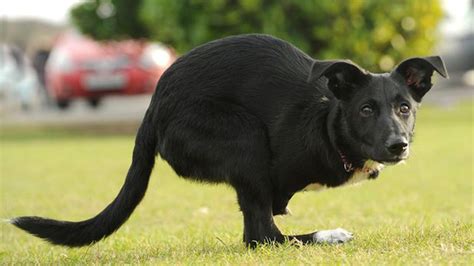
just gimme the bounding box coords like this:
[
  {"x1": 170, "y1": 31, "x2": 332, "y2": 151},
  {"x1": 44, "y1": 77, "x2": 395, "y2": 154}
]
[{"x1": 0, "y1": 0, "x2": 472, "y2": 129}]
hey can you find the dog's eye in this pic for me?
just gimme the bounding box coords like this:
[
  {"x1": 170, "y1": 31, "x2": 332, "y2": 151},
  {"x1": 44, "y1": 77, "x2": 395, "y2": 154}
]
[
  {"x1": 400, "y1": 103, "x2": 410, "y2": 114},
  {"x1": 360, "y1": 104, "x2": 374, "y2": 117}
]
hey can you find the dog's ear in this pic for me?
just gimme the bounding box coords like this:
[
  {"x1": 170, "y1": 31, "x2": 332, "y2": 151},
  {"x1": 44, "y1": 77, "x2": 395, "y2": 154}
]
[
  {"x1": 392, "y1": 56, "x2": 448, "y2": 102},
  {"x1": 307, "y1": 60, "x2": 368, "y2": 101}
]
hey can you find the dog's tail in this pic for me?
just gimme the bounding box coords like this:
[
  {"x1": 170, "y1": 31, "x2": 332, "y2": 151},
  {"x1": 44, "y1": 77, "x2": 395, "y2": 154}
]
[{"x1": 11, "y1": 109, "x2": 157, "y2": 247}]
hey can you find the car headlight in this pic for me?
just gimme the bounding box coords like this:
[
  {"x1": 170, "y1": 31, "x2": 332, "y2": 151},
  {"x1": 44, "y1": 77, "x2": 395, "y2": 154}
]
[
  {"x1": 46, "y1": 49, "x2": 75, "y2": 73},
  {"x1": 140, "y1": 43, "x2": 172, "y2": 69}
]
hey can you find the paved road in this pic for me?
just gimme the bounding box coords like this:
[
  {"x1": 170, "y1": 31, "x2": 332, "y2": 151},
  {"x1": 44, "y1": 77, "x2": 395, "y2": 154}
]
[
  {"x1": 1, "y1": 94, "x2": 152, "y2": 127},
  {"x1": 1, "y1": 84, "x2": 472, "y2": 128},
  {"x1": 424, "y1": 85, "x2": 473, "y2": 106}
]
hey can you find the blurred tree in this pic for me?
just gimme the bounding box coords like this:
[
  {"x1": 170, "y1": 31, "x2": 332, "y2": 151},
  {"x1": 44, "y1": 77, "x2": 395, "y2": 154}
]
[
  {"x1": 70, "y1": 0, "x2": 149, "y2": 40},
  {"x1": 139, "y1": 0, "x2": 443, "y2": 71}
]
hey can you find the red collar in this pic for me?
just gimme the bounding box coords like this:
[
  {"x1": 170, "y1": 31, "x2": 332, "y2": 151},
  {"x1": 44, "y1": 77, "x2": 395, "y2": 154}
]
[{"x1": 338, "y1": 150, "x2": 354, "y2": 173}]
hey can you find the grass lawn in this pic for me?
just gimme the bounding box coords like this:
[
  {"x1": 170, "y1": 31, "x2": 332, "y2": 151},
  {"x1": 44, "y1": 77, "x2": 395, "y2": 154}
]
[{"x1": 1, "y1": 102, "x2": 472, "y2": 265}]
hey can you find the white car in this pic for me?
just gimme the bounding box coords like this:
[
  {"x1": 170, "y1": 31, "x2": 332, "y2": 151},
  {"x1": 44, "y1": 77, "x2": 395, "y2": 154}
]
[{"x1": 0, "y1": 44, "x2": 42, "y2": 113}]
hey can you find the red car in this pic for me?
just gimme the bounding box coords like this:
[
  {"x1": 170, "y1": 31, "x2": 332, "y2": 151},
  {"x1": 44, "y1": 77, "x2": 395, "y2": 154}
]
[{"x1": 45, "y1": 33, "x2": 176, "y2": 109}]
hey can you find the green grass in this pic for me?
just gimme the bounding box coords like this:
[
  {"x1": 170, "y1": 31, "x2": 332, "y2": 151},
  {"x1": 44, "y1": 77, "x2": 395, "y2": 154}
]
[{"x1": 1, "y1": 102, "x2": 473, "y2": 265}]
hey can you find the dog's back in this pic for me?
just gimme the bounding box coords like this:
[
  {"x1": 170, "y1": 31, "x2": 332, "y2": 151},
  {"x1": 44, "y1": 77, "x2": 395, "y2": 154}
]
[{"x1": 152, "y1": 34, "x2": 320, "y2": 127}]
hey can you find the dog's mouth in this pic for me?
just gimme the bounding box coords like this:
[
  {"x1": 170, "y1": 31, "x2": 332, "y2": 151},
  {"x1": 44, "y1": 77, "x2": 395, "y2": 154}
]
[
  {"x1": 363, "y1": 146, "x2": 409, "y2": 166},
  {"x1": 373, "y1": 156, "x2": 408, "y2": 165},
  {"x1": 366, "y1": 144, "x2": 410, "y2": 165},
  {"x1": 381, "y1": 158, "x2": 406, "y2": 165}
]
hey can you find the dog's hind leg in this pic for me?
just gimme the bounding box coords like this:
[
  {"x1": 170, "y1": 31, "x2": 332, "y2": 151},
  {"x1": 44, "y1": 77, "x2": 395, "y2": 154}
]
[
  {"x1": 232, "y1": 176, "x2": 285, "y2": 248},
  {"x1": 157, "y1": 99, "x2": 286, "y2": 247}
]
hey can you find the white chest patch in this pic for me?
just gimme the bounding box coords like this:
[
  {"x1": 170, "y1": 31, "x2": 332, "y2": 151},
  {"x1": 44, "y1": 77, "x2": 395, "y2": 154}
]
[{"x1": 304, "y1": 160, "x2": 384, "y2": 192}]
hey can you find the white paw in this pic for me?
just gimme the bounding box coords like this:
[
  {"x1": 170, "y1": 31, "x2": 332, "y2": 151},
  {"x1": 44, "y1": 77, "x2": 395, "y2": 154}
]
[{"x1": 313, "y1": 228, "x2": 353, "y2": 244}]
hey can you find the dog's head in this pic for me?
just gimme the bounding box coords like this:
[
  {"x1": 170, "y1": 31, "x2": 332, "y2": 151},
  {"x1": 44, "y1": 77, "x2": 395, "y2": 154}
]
[{"x1": 309, "y1": 56, "x2": 448, "y2": 164}]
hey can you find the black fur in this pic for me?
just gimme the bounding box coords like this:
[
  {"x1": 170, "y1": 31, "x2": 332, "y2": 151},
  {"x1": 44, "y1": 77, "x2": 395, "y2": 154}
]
[{"x1": 11, "y1": 34, "x2": 447, "y2": 248}]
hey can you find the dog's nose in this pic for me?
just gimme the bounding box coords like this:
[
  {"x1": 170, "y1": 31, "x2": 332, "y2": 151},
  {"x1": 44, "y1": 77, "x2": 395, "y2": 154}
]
[{"x1": 386, "y1": 138, "x2": 408, "y2": 156}]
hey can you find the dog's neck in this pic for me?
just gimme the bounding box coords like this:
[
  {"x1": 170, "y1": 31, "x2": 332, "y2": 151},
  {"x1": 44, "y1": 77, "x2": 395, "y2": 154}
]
[{"x1": 326, "y1": 101, "x2": 362, "y2": 173}]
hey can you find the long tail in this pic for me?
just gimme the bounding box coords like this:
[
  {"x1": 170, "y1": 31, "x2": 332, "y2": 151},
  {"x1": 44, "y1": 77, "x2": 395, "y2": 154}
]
[{"x1": 11, "y1": 110, "x2": 157, "y2": 247}]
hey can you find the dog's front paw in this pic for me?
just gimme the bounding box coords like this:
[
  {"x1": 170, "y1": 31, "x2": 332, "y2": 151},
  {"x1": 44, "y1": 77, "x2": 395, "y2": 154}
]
[{"x1": 313, "y1": 228, "x2": 353, "y2": 244}]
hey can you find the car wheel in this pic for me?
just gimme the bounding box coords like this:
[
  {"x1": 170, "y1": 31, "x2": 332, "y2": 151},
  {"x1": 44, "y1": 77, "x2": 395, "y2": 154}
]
[
  {"x1": 57, "y1": 100, "x2": 70, "y2": 109},
  {"x1": 87, "y1": 98, "x2": 101, "y2": 108},
  {"x1": 21, "y1": 102, "x2": 30, "y2": 111}
]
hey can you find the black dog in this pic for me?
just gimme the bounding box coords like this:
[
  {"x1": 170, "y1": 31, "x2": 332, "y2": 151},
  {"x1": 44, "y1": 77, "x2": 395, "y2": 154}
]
[{"x1": 12, "y1": 34, "x2": 447, "y2": 247}]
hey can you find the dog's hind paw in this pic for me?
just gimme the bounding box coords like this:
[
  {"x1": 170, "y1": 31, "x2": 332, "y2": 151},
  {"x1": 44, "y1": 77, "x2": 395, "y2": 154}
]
[{"x1": 313, "y1": 228, "x2": 353, "y2": 244}]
